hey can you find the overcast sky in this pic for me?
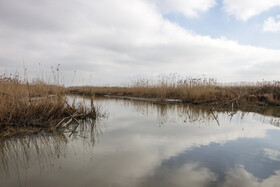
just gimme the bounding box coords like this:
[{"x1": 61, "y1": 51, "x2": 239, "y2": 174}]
[{"x1": 0, "y1": 0, "x2": 280, "y2": 85}]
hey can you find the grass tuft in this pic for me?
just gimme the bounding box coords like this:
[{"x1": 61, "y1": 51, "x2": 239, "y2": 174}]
[{"x1": 0, "y1": 74, "x2": 97, "y2": 139}]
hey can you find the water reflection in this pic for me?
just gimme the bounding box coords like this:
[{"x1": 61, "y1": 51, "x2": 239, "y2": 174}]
[
  {"x1": 121, "y1": 99, "x2": 215, "y2": 125},
  {"x1": 1, "y1": 97, "x2": 280, "y2": 187},
  {"x1": 96, "y1": 97, "x2": 280, "y2": 127},
  {"x1": 141, "y1": 130, "x2": 280, "y2": 187},
  {"x1": 223, "y1": 165, "x2": 280, "y2": 187},
  {"x1": 0, "y1": 133, "x2": 67, "y2": 174},
  {"x1": 0, "y1": 120, "x2": 100, "y2": 186}
]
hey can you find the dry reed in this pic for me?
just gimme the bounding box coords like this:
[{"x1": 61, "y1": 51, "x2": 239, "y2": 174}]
[
  {"x1": 68, "y1": 75, "x2": 280, "y2": 107},
  {"x1": 0, "y1": 74, "x2": 97, "y2": 139}
]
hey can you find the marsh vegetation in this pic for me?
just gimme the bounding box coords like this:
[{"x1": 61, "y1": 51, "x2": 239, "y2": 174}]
[
  {"x1": 2, "y1": 71, "x2": 280, "y2": 139},
  {"x1": 69, "y1": 75, "x2": 280, "y2": 107},
  {"x1": 0, "y1": 74, "x2": 97, "y2": 139}
]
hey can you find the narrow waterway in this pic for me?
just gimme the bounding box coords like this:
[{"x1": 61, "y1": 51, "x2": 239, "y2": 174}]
[{"x1": 1, "y1": 97, "x2": 280, "y2": 187}]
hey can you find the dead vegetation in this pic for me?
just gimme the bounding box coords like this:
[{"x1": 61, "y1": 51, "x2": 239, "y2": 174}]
[
  {"x1": 0, "y1": 74, "x2": 97, "y2": 139},
  {"x1": 68, "y1": 75, "x2": 280, "y2": 107}
]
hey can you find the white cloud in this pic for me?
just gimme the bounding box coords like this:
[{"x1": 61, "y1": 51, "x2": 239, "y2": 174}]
[
  {"x1": 223, "y1": 165, "x2": 280, "y2": 187},
  {"x1": 155, "y1": 0, "x2": 216, "y2": 18},
  {"x1": 223, "y1": 0, "x2": 280, "y2": 21},
  {"x1": 263, "y1": 148, "x2": 280, "y2": 161},
  {"x1": 143, "y1": 162, "x2": 217, "y2": 187},
  {"x1": 0, "y1": 0, "x2": 280, "y2": 85},
  {"x1": 263, "y1": 15, "x2": 280, "y2": 32}
]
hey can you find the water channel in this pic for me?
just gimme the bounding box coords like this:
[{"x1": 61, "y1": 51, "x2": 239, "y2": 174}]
[{"x1": 1, "y1": 97, "x2": 280, "y2": 187}]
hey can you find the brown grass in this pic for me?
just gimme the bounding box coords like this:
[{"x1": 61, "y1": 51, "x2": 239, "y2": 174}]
[
  {"x1": 68, "y1": 76, "x2": 280, "y2": 107},
  {"x1": 0, "y1": 74, "x2": 97, "y2": 139}
]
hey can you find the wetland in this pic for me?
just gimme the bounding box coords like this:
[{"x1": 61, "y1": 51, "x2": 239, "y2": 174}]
[{"x1": 1, "y1": 96, "x2": 280, "y2": 186}]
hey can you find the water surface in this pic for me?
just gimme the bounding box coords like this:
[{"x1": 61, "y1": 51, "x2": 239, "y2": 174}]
[{"x1": 1, "y1": 97, "x2": 280, "y2": 187}]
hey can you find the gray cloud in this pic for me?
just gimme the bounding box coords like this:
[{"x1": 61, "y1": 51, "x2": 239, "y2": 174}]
[
  {"x1": 0, "y1": 0, "x2": 280, "y2": 85},
  {"x1": 223, "y1": 165, "x2": 280, "y2": 187}
]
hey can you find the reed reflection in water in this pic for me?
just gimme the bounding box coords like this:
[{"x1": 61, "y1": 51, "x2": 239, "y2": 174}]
[
  {"x1": 0, "y1": 118, "x2": 101, "y2": 186},
  {"x1": 108, "y1": 97, "x2": 280, "y2": 127},
  {"x1": 1, "y1": 97, "x2": 280, "y2": 187},
  {"x1": 0, "y1": 133, "x2": 68, "y2": 174}
]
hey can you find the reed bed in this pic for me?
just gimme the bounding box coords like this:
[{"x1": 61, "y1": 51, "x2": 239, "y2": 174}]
[
  {"x1": 68, "y1": 76, "x2": 280, "y2": 107},
  {"x1": 0, "y1": 74, "x2": 97, "y2": 139}
]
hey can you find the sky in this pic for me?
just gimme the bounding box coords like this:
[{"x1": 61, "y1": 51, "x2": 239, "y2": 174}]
[{"x1": 0, "y1": 0, "x2": 280, "y2": 86}]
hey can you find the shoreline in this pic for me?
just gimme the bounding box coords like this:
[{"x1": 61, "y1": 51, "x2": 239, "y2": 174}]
[{"x1": 70, "y1": 92, "x2": 280, "y2": 108}]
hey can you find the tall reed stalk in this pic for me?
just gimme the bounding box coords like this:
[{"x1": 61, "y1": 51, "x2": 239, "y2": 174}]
[
  {"x1": 68, "y1": 75, "x2": 280, "y2": 106},
  {"x1": 0, "y1": 74, "x2": 97, "y2": 139}
]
